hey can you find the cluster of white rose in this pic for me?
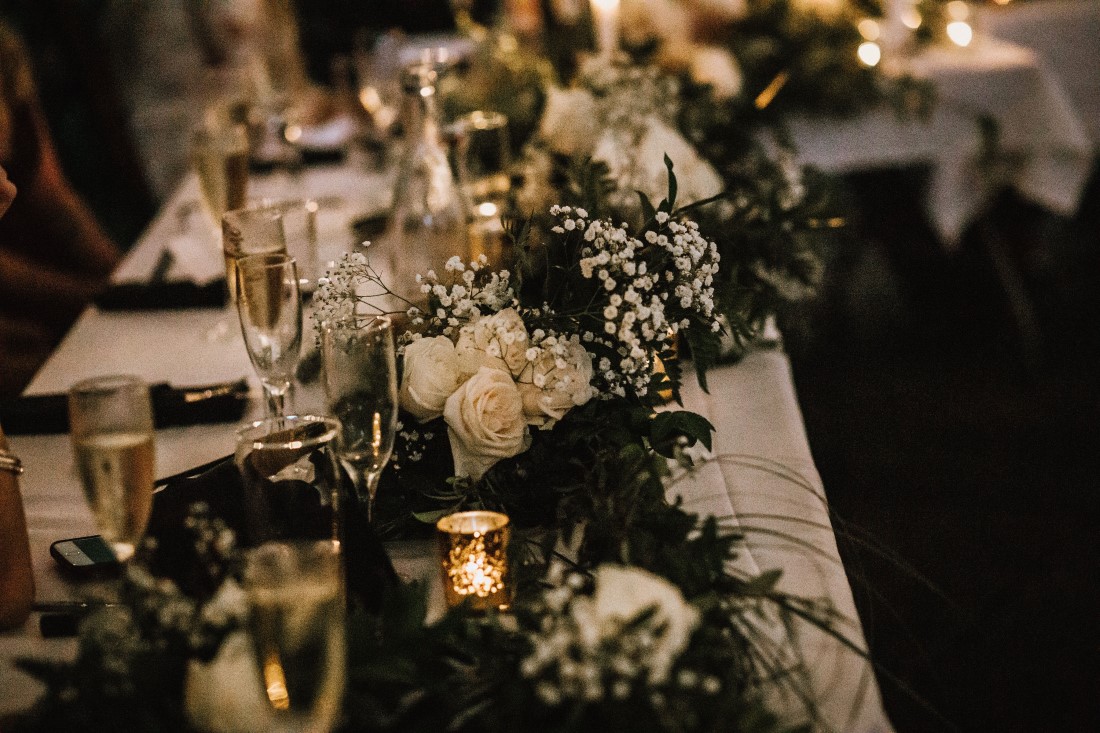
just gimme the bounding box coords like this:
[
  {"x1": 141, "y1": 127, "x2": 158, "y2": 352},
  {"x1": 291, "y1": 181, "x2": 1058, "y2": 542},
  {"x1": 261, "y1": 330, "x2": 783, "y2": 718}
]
[
  {"x1": 520, "y1": 564, "x2": 719, "y2": 706},
  {"x1": 400, "y1": 276, "x2": 598, "y2": 479},
  {"x1": 550, "y1": 205, "x2": 722, "y2": 397}
]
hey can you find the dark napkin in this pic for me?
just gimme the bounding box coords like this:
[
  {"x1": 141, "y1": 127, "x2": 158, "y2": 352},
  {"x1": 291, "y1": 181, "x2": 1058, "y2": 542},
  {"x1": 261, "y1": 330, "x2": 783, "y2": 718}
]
[
  {"x1": 147, "y1": 454, "x2": 399, "y2": 611},
  {"x1": 0, "y1": 380, "x2": 249, "y2": 435},
  {"x1": 95, "y1": 279, "x2": 229, "y2": 311}
]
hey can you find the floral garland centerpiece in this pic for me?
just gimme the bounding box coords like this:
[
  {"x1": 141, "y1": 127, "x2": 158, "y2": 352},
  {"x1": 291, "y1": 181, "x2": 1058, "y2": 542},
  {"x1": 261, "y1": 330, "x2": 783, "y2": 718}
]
[
  {"x1": 315, "y1": 162, "x2": 724, "y2": 535},
  {"x1": 515, "y1": 50, "x2": 832, "y2": 358},
  {"x1": 13, "y1": 167, "x2": 866, "y2": 733}
]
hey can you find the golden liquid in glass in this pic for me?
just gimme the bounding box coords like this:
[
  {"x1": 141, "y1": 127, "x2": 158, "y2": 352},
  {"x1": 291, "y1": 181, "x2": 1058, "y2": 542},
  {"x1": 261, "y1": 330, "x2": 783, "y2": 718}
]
[{"x1": 74, "y1": 432, "x2": 155, "y2": 561}]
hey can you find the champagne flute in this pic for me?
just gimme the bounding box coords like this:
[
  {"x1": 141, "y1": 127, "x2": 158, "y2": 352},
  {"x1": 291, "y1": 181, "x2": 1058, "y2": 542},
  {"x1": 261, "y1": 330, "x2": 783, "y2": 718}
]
[
  {"x1": 191, "y1": 120, "x2": 250, "y2": 230},
  {"x1": 319, "y1": 315, "x2": 397, "y2": 523},
  {"x1": 67, "y1": 375, "x2": 155, "y2": 563},
  {"x1": 243, "y1": 540, "x2": 345, "y2": 733},
  {"x1": 222, "y1": 204, "x2": 289, "y2": 304},
  {"x1": 453, "y1": 110, "x2": 512, "y2": 211},
  {"x1": 453, "y1": 110, "x2": 512, "y2": 269},
  {"x1": 237, "y1": 253, "x2": 303, "y2": 417}
]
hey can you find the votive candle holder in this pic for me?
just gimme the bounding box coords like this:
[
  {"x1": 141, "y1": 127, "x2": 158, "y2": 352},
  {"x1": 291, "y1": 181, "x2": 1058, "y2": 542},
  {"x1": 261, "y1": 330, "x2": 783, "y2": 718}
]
[{"x1": 436, "y1": 511, "x2": 512, "y2": 611}]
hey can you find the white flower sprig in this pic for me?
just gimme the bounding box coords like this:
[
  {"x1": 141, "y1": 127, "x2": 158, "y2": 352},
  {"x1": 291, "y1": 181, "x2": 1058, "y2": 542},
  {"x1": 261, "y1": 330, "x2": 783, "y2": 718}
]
[
  {"x1": 407, "y1": 254, "x2": 518, "y2": 340},
  {"x1": 313, "y1": 250, "x2": 415, "y2": 333},
  {"x1": 548, "y1": 205, "x2": 722, "y2": 398}
]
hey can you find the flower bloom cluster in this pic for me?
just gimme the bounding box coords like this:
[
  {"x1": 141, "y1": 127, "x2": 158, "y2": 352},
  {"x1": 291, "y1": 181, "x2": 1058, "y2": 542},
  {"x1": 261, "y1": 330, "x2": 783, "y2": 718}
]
[
  {"x1": 320, "y1": 197, "x2": 723, "y2": 480},
  {"x1": 397, "y1": 257, "x2": 597, "y2": 480},
  {"x1": 520, "y1": 564, "x2": 718, "y2": 705},
  {"x1": 550, "y1": 205, "x2": 722, "y2": 397},
  {"x1": 408, "y1": 255, "x2": 517, "y2": 338}
]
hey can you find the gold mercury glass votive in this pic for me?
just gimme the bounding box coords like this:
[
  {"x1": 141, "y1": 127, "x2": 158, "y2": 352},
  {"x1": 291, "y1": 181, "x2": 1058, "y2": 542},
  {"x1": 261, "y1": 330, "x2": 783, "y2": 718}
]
[{"x1": 436, "y1": 511, "x2": 512, "y2": 611}]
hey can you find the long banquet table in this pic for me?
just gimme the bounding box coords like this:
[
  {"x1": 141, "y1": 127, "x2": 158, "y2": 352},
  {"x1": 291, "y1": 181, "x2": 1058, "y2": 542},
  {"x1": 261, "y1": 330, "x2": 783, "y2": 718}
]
[{"x1": 1, "y1": 162, "x2": 893, "y2": 732}]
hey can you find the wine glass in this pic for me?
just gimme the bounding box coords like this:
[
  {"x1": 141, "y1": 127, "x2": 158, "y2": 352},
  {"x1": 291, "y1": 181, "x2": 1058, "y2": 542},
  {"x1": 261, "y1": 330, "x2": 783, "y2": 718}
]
[
  {"x1": 222, "y1": 204, "x2": 289, "y2": 303},
  {"x1": 67, "y1": 375, "x2": 155, "y2": 563},
  {"x1": 236, "y1": 253, "x2": 303, "y2": 417},
  {"x1": 453, "y1": 110, "x2": 512, "y2": 211},
  {"x1": 243, "y1": 540, "x2": 345, "y2": 733},
  {"x1": 453, "y1": 110, "x2": 512, "y2": 269},
  {"x1": 319, "y1": 315, "x2": 398, "y2": 523},
  {"x1": 191, "y1": 119, "x2": 250, "y2": 231},
  {"x1": 235, "y1": 415, "x2": 343, "y2": 546}
]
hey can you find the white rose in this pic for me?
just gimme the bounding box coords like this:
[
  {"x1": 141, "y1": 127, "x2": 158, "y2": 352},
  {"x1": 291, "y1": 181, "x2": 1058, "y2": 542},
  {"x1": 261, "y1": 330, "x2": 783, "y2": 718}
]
[
  {"x1": 185, "y1": 631, "x2": 271, "y2": 733},
  {"x1": 538, "y1": 87, "x2": 600, "y2": 157},
  {"x1": 595, "y1": 117, "x2": 723, "y2": 208},
  {"x1": 516, "y1": 340, "x2": 596, "y2": 429},
  {"x1": 400, "y1": 336, "x2": 464, "y2": 422},
  {"x1": 444, "y1": 366, "x2": 532, "y2": 480},
  {"x1": 583, "y1": 564, "x2": 700, "y2": 684},
  {"x1": 455, "y1": 308, "x2": 530, "y2": 379},
  {"x1": 689, "y1": 45, "x2": 743, "y2": 100}
]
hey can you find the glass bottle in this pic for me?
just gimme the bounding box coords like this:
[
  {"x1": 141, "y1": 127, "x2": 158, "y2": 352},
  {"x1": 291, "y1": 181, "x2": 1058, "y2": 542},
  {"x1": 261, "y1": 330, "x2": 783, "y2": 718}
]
[{"x1": 379, "y1": 57, "x2": 470, "y2": 312}]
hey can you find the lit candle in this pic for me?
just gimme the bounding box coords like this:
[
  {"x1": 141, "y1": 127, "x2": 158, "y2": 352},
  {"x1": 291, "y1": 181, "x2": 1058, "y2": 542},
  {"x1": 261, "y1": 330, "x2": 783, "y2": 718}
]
[
  {"x1": 591, "y1": 0, "x2": 621, "y2": 56},
  {"x1": 945, "y1": 1, "x2": 974, "y2": 47},
  {"x1": 436, "y1": 511, "x2": 512, "y2": 611}
]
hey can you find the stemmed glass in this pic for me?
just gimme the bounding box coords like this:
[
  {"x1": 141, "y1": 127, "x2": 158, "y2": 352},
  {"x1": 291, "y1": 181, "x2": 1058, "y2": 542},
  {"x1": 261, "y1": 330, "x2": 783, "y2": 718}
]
[
  {"x1": 236, "y1": 253, "x2": 303, "y2": 417},
  {"x1": 222, "y1": 204, "x2": 289, "y2": 303},
  {"x1": 319, "y1": 315, "x2": 398, "y2": 523},
  {"x1": 243, "y1": 540, "x2": 345, "y2": 733},
  {"x1": 67, "y1": 375, "x2": 156, "y2": 563},
  {"x1": 190, "y1": 116, "x2": 250, "y2": 245},
  {"x1": 453, "y1": 110, "x2": 512, "y2": 212},
  {"x1": 235, "y1": 415, "x2": 343, "y2": 546},
  {"x1": 453, "y1": 110, "x2": 512, "y2": 268}
]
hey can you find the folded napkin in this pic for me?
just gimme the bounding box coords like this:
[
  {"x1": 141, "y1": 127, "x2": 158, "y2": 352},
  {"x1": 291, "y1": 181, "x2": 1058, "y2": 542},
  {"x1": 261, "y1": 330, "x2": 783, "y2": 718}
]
[
  {"x1": 95, "y1": 279, "x2": 229, "y2": 311},
  {"x1": 147, "y1": 453, "x2": 399, "y2": 611},
  {"x1": 0, "y1": 379, "x2": 249, "y2": 435}
]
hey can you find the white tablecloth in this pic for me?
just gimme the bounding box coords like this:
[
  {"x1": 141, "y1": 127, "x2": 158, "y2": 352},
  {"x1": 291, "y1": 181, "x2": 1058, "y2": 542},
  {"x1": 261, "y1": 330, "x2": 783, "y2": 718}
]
[
  {"x1": 788, "y1": 35, "x2": 1094, "y2": 246},
  {"x1": 1, "y1": 164, "x2": 891, "y2": 732},
  {"x1": 978, "y1": 0, "x2": 1100, "y2": 148}
]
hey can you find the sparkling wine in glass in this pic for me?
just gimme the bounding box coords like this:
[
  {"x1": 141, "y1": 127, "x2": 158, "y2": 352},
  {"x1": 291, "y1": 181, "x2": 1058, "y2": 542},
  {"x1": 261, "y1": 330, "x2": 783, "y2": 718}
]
[
  {"x1": 222, "y1": 204, "x2": 289, "y2": 304},
  {"x1": 237, "y1": 253, "x2": 303, "y2": 417},
  {"x1": 67, "y1": 375, "x2": 155, "y2": 562},
  {"x1": 244, "y1": 540, "x2": 345, "y2": 733},
  {"x1": 192, "y1": 121, "x2": 250, "y2": 227},
  {"x1": 319, "y1": 315, "x2": 397, "y2": 522}
]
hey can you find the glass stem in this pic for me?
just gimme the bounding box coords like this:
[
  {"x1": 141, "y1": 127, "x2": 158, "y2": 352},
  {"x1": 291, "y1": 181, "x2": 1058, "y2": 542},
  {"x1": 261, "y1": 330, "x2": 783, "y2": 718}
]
[
  {"x1": 262, "y1": 382, "x2": 289, "y2": 417},
  {"x1": 347, "y1": 465, "x2": 381, "y2": 523}
]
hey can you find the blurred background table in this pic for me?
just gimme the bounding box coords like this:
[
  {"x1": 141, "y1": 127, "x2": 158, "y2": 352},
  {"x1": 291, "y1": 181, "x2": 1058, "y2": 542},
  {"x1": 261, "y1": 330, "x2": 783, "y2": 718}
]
[{"x1": 787, "y1": 33, "x2": 1094, "y2": 247}]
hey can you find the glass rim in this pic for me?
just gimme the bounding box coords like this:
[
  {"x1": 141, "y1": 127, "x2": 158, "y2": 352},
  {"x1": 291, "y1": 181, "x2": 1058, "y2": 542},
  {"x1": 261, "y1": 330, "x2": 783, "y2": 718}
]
[
  {"x1": 246, "y1": 197, "x2": 322, "y2": 215},
  {"x1": 436, "y1": 510, "x2": 510, "y2": 535},
  {"x1": 222, "y1": 203, "x2": 283, "y2": 227},
  {"x1": 237, "y1": 414, "x2": 340, "y2": 452},
  {"x1": 69, "y1": 374, "x2": 148, "y2": 397}
]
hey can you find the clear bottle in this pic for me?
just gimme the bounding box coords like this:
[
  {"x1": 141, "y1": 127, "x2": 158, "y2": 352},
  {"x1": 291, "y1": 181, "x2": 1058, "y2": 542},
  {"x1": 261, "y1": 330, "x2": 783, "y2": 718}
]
[{"x1": 379, "y1": 57, "x2": 470, "y2": 311}]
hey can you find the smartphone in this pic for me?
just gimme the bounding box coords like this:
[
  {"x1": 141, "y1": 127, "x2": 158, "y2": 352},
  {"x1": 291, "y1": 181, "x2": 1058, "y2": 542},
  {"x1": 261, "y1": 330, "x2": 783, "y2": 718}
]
[{"x1": 49, "y1": 535, "x2": 121, "y2": 575}]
